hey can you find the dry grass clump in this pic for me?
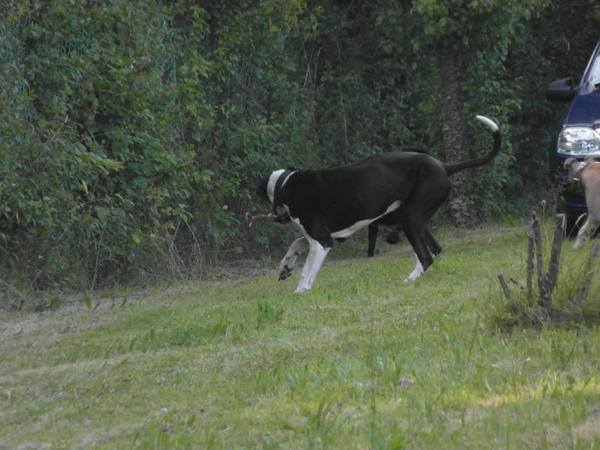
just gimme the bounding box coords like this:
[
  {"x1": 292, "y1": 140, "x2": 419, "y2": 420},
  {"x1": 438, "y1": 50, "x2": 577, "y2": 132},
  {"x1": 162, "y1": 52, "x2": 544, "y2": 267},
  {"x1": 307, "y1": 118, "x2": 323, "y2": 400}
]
[{"x1": 496, "y1": 213, "x2": 600, "y2": 328}]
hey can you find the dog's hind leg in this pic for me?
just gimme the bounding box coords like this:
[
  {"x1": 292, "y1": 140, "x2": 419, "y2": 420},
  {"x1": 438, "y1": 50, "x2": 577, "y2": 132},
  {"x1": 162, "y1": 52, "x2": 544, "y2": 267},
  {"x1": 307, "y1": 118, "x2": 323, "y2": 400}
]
[
  {"x1": 406, "y1": 226, "x2": 440, "y2": 281},
  {"x1": 401, "y1": 225, "x2": 433, "y2": 281},
  {"x1": 279, "y1": 237, "x2": 309, "y2": 280},
  {"x1": 398, "y1": 200, "x2": 445, "y2": 281},
  {"x1": 424, "y1": 226, "x2": 442, "y2": 256},
  {"x1": 405, "y1": 253, "x2": 425, "y2": 281},
  {"x1": 367, "y1": 224, "x2": 378, "y2": 257},
  {"x1": 295, "y1": 238, "x2": 330, "y2": 293},
  {"x1": 399, "y1": 172, "x2": 450, "y2": 280}
]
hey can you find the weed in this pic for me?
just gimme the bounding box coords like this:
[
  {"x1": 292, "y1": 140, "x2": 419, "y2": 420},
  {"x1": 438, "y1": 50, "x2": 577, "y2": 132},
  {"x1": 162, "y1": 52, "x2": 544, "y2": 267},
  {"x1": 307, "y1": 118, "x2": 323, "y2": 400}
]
[
  {"x1": 302, "y1": 398, "x2": 339, "y2": 449},
  {"x1": 256, "y1": 301, "x2": 285, "y2": 329}
]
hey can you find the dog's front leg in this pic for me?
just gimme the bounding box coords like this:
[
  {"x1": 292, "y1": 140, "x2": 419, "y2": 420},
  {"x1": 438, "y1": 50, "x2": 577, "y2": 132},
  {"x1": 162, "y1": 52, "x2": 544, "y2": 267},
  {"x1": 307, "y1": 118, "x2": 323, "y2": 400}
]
[
  {"x1": 573, "y1": 217, "x2": 592, "y2": 249},
  {"x1": 295, "y1": 238, "x2": 330, "y2": 293},
  {"x1": 278, "y1": 237, "x2": 309, "y2": 280}
]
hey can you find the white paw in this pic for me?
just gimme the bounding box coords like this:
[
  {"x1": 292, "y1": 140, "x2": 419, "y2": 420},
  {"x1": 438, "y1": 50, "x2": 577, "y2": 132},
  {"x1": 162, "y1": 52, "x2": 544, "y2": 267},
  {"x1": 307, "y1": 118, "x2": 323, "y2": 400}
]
[
  {"x1": 403, "y1": 273, "x2": 420, "y2": 282},
  {"x1": 404, "y1": 257, "x2": 424, "y2": 281}
]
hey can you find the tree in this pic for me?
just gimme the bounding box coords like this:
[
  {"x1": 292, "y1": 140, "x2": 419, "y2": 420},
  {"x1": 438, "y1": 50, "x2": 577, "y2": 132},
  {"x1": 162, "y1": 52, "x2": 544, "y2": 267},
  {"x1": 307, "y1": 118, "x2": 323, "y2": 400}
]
[
  {"x1": 3, "y1": 0, "x2": 600, "y2": 292},
  {"x1": 410, "y1": 0, "x2": 549, "y2": 227}
]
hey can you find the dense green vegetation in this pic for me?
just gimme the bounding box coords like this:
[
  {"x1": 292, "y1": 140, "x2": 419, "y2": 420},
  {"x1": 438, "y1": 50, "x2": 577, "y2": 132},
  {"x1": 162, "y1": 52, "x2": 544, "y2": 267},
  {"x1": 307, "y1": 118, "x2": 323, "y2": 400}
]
[
  {"x1": 1, "y1": 0, "x2": 600, "y2": 290},
  {"x1": 2, "y1": 225, "x2": 600, "y2": 448}
]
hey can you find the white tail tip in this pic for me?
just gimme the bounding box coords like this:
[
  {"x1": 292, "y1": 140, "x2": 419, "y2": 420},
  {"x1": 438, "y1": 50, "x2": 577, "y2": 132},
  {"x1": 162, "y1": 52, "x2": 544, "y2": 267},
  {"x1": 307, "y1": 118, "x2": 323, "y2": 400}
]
[{"x1": 475, "y1": 115, "x2": 499, "y2": 133}]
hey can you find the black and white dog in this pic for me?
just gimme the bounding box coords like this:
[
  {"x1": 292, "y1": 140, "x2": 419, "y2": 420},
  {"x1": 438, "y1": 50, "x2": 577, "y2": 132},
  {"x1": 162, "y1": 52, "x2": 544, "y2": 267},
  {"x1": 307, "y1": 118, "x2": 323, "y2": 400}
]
[{"x1": 258, "y1": 115, "x2": 501, "y2": 293}]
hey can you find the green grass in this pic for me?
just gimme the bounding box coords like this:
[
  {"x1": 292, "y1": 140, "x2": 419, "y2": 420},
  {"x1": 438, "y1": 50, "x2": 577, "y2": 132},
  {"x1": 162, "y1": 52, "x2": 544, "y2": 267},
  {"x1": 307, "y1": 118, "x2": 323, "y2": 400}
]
[{"x1": 2, "y1": 224, "x2": 600, "y2": 449}]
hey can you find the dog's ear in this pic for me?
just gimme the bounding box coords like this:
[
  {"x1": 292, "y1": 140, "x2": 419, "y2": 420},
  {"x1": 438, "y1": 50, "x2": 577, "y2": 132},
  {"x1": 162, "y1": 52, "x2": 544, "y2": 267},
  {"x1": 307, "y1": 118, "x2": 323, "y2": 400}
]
[
  {"x1": 564, "y1": 158, "x2": 579, "y2": 175},
  {"x1": 565, "y1": 158, "x2": 585, "y2": 181},
  {"x1": 564, "y1": 158, "x2": 576, "y2": 169}
]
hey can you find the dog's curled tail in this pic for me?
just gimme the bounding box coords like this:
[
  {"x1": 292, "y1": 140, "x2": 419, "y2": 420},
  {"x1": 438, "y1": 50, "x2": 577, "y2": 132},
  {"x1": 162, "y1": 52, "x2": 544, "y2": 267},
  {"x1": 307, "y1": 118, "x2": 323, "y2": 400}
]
[{"x1": 443, "y1": 115, "x2": 501, "y2": 176}]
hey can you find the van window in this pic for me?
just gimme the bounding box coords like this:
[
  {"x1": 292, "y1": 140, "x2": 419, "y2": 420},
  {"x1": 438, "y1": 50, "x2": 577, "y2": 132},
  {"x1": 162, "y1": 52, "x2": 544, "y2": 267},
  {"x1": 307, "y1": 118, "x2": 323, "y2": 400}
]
[{"x1": 588, "y1": 54, "x2": 600, "y2": 86}]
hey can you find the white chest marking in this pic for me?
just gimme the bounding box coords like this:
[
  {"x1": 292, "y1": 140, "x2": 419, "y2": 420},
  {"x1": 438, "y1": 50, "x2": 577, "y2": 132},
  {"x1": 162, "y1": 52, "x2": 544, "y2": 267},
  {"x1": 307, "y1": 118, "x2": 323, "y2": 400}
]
[{"x1": 331, "y1": 200, "x2": 401, "y2": 239}]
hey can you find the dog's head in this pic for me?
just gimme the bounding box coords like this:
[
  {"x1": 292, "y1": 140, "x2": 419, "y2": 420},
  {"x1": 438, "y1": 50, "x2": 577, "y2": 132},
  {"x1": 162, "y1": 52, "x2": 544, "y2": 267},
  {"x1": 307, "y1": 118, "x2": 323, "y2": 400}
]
[
  {"x1": 256, "y1": 167, "x2": 299, "y2": 223},
  {"x1": 564, "y1": 157, "x2": 585, "y2": 184}
]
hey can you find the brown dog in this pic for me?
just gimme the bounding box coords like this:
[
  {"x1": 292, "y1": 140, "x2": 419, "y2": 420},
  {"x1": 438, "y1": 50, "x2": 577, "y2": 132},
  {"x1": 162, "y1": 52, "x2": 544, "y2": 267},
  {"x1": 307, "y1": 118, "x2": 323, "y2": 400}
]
[{"x1": 564, "y1": 156, "x2": 600, "y2": 249}]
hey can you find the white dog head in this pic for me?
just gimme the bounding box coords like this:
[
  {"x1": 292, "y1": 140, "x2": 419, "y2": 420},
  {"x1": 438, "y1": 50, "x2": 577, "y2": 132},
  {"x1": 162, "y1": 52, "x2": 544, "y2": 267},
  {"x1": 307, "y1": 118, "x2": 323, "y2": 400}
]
[{"x1": 564, "y1": 157, "x2": 586, "y2": 184}]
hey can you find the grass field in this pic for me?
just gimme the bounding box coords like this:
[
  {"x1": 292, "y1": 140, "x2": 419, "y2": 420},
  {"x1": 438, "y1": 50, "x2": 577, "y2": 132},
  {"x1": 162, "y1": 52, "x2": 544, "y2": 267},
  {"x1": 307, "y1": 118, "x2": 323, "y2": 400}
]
[{"x1": 2, "y1": 224, "x2": 600, "y2": 449}]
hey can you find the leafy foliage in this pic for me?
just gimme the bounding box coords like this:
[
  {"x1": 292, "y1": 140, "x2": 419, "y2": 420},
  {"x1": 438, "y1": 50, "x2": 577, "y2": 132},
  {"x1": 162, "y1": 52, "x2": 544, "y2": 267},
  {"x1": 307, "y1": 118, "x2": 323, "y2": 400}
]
[{"x1": 1, "y1": 0, "x2": 599, "y2": 290}]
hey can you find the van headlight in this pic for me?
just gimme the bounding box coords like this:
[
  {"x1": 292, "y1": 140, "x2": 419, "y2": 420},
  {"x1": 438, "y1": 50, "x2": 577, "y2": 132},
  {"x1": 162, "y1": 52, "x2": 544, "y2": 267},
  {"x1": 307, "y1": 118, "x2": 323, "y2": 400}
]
[{"x1": 558, "y1": 127, "x2": 600, "y2": 155}]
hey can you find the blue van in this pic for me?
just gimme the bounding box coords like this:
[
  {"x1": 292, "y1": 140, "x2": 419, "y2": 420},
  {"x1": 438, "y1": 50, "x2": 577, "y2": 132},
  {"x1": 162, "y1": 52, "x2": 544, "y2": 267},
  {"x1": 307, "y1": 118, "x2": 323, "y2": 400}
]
[{"x1": 546, "y1": 40, "x2": 600, "y2": 233}]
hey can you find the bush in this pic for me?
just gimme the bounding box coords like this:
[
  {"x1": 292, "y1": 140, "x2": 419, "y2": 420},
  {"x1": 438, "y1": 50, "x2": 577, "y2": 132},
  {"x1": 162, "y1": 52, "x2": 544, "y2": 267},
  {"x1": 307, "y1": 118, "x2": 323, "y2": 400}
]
[
  {"x1": 495, "y1": 214, "x2": 600, "y2": 328},
  {"x1": 1, "y1": 0, "x2": 599, "y2": 294}
]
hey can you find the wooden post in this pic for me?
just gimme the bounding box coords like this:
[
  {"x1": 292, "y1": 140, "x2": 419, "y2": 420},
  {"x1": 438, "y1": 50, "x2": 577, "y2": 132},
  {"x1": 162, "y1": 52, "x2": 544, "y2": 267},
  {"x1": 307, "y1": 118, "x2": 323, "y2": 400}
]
[
  {"x1": 498, "y1": 274, "x2": 520, "y2": 313},
  {"x1": 537, "y1": 214, "x2": 565, "y2": 309},
  {"x1": 530, "y1": 213, "x2": 551, "y2": 307},
  {"x1": 498, "y1": 212, "x2": 593, "y2": 324},
  {"x1": 526, "y1": 228, "x2": 534, "y2": 300}
]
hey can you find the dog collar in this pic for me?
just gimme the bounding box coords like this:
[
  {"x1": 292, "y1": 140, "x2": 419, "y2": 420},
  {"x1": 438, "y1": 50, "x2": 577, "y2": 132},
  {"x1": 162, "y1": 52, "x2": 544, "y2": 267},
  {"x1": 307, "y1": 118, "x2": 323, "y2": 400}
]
[{"x1": 272, "y1": 170, "x2": 297, "y2": 219}]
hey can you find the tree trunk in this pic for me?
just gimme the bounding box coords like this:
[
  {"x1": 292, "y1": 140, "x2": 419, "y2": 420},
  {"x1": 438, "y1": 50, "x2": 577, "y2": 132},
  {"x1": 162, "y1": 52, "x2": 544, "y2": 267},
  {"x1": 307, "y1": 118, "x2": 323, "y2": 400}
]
[{"x1": 438, "y1": 40, "x2": 478, "y2": 228}]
